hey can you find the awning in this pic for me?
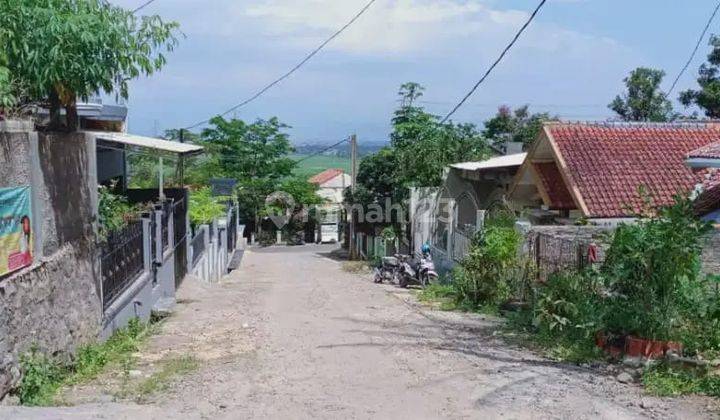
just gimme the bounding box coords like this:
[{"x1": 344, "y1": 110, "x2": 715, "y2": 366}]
[
  {"x1": 451, "y1": 152, "x2": 527, "y2": 171},
  {"x1": 87, "y1": 131, "x2": 204, "y2": 157}
]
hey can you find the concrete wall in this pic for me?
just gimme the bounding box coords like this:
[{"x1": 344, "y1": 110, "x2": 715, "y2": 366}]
[
  {"x1": 702, "y1": 228, "x2": 720, "y2": 277},
  {"x1": 0, "y1": 121, "x2": 101, "y2": 397}
]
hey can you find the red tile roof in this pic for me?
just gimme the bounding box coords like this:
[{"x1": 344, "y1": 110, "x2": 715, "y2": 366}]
[
  {"x1": 308, "y1": 168, "x2": 344, "y2": 185},
  {"x1": 533, "y1": 162, "x2": 576, "y2": 209},
  {"x1": 694, "y1": 169, "x2": 720, "y2": 215},
  {"x1": 688, "y1": 141, "x2": 720, "y2": 160},
  {"x1": 547, "y1": 123, "x2": 720, "y2": 218}
]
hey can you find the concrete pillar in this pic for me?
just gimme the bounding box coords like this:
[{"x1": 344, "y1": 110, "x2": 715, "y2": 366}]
[{"x1": 154, "y1": 207, "x2": 163, "y2": 264}]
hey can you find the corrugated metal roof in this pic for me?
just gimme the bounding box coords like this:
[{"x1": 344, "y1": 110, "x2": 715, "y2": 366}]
[
  {"x1": 88, "y1": 131, "x2": 204, "y2": 156},
  {"x1": 450, "y1": 153, "x2": 527, "y2": 171}
]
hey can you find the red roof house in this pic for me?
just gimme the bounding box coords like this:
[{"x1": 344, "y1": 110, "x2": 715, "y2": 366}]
[
  {"x1": 510, "y1": 122, "x2": 720, "y2": 221},
  {"x1": 309, "y1": 168, "x2": 345, "y2": 186}
]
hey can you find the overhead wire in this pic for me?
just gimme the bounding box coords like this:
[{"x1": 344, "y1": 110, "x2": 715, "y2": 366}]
[
  {"x1": 665, "y1": 0, "x2": 720, "y2": 97},
  {"x1": 439, "y1": 0, "x2": 548, "y2": 124},
  {"x1": 184, "y1": 0, "x2": 378, "y2": 131},
  {"x1": 132, "y1": 0, "x2": 158, "y2": 14}
]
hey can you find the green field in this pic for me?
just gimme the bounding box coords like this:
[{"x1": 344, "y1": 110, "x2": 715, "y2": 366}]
[{"x1": 291, "y1": 154, "x2": 352, "y2": 179}]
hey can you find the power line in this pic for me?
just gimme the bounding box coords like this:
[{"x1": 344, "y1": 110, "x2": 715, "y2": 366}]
[
  {"x1": 666, "y1": 0, "x2": 720, "y2": 97},
  {"x1": 440, "y1": 0, "x2": 548, "y2": 124},
  {"x1": 293, "y1": 137, "x2": 351, "y2": 165},
  {"x1": 132, "y1": 0, "x2": 158, "y2": 13},
  {"x1": 185, "y1": 0, "x2": 378, "y2": 130}
]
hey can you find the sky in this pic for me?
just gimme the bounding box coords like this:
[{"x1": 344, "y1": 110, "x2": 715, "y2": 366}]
[{"x1": 112, "y1": 0, "x2": 720, "y2": 144}]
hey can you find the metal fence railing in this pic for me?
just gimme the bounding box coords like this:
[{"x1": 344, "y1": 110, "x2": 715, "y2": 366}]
[
  {"x1": 173, "y1": 197, "x2": 187, "y2": 287},
  {"x1": 227, "y1": 207, "x2": 237, "y2": 253},
  {"x1": 100, "y1": 219, "x2": 145, "y2": 310},
  {"x1": 452, "y1": 230, "x2": 473, "y2": 262}
]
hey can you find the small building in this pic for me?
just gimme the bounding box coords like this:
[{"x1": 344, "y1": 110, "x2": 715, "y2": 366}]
[
  {"x1": 686, "y1": 140, "x2": 720, "y2": 223},
  {"x1": 509, "y1": 122, "x2": 720, "y2": 226},
  {"x1": 309, "y1": 168, "x2": 352, "y2": 243},
  {"x1": 412, "y1": 151, "x2": 526, "y2": 272}
]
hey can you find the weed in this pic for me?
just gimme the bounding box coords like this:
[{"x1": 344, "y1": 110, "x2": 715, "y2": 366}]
[
  {"x1": 342, "y1": 261, "x2": 372, "y2": 274},
  {"x1": 16, "y1": 318, "x2": 155, "y2": 406},
  {"x1": 125, "y1": 355, "x2": 198, "y2": 402},
  {"x1": 643, "y1": 364, "x2": 720, "y2": 398}
]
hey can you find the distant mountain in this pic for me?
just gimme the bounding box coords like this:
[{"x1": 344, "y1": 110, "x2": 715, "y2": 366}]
[{"x1": 293, "y1": 140, "x2": 387, "y2": 158}]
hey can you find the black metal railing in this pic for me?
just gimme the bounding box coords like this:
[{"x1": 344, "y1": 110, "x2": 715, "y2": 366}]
[
  {"x1": 191, "y1": 228, "x2": 206, "y2": 268},
  {"x1": 173, "y1": 197, "x2": 188, "y2": 287},
  {"x1": 100, "y1": 219, "x2": 145, "y2": 310},
  {"x1": 160, "y1": 201, "x2": 171, "y2": 253},
  {"x1": 227, "y1": 207, "x2": 237, "y2": 253}
]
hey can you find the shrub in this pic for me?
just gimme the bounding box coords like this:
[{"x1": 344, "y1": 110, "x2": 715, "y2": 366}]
[
  {"x1": 188, "y1": 187, "x2": 226, "y2": 226},
  {"x1": 257, "y1": 230, "x2": 276, "y2": 247},
  {"x1": 452, "y1": 221, "x2": 521, "y2": 307},
  {"x1": 534, "y1": 271, "x2": 602, "y2": 339},
  {"x1": 601, "y1": 196, "x2": 713, "y2": 342},
  {"x1": 98, "y1": 186, "x2": 137, "y2": 239}
]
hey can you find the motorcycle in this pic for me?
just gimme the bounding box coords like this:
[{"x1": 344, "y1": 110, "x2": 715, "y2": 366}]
[
  {"x1": 373, "y1": 256, "x2": 400, "y2": 284},
  {"x1": 397, "y1": 252, "x2": 438, "y2": 288}
]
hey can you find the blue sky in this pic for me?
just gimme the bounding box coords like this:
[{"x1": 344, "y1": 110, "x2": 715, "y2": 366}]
[{"x1": 114, "y1": 0, "x2": 720, "y2": 144}]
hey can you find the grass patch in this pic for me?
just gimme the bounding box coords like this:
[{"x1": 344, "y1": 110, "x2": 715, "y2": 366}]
[
  {"x1": 342, "y1": 261, "x2": 372, "y2": 274},
  {"x1": 643, "y1": 364, "x2": 720, "y2": 398},
  {"x1": 16, "y1": 318, "x2": 156, "y2": 406},
  {"x1": 121, "y1": 355, "x2": 198, "y2": 402}
]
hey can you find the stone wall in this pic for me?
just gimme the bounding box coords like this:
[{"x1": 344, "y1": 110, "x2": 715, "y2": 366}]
[
  {"x1": 0, "y1": 122, "x2": 101, "y2": 397},
  {"x1": 702, "y1": 228, "x2": 720, "y2": 277},
  {"x1": 0, "y1": 244, "x2": 100, "y2": 394}
]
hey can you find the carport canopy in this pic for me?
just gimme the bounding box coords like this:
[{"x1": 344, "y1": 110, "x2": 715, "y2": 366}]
[{"x1": 89, "y1": 131, "x2": 204, "y2": 157}]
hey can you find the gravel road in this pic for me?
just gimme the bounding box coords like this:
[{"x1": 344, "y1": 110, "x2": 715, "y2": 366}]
[{"x1": 2, "y1": 244, "x2": 717, "y2": 419}]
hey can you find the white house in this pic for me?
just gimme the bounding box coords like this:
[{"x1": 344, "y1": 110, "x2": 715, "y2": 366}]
[{"x1": 309, "y1": 168, "x2": 352, "y2": 242}]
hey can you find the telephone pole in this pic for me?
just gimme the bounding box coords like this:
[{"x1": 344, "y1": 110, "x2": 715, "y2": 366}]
[{"x1": 349, "y1": 134, "x2": 358, "y2": 259}]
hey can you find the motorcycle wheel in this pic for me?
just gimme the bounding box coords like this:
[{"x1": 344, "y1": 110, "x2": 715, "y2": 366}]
[
  {"x1": 399, "y1": 275, "x2": 409, "y2": 288},
  {"x1": 427, "y1": 273, "x2": 439, "y2": 285},
  {"x1": 373, "y1": 269, "x2": 383, "y2": 283}
]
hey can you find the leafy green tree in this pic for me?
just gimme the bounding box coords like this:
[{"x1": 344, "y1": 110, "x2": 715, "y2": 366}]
[
  {"x1": 609, "y1": 67, "x2": 674, "y2": 122},
  {"x1": 483, "y1": 105, "x2": 554, "y2": 149},
  {"x1": 680, "y1": 35, "x2": 720, "y2": 118},
  {"x1": 198, "y1": 116, "x2": 296, "y2": 231},
  {"x1": 0, "y1": 0, "x2": 179, "y2": 129},
  {"x1": 390, "y1": 83, "x2": 489, "y2": 188}
]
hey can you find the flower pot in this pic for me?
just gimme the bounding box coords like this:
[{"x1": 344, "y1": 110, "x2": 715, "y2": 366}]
[
  {"x1": 645, "y1": 340, "x2": 665, "y2": 359},
  {"x1": 625, "y1": 336, "x2": 646, "y2": 358}
]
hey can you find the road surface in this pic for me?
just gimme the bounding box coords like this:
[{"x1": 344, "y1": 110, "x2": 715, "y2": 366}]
[{"x1": 1, "y1": 244, "x2": 716, "y2": 419}]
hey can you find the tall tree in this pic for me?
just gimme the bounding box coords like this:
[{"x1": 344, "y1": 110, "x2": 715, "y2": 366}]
[
  {"x1": 483, "y1": 105, "x2": 554, "y2": 149},
  {"x1": 390, "y1": 82, "x2": 489, "y2": 188},
  {"x1": 680, "y1": 35, "x2": 720, "y2": 118},
  {"x1": 0, "y1": 0, "x2": 179, "y2": 130},
  {"x1": 609, "y1": 67, "x2": 674, "y2": 122},
  {"x1": 199, "y1": 116, "x2": 296, "y2": 230}
]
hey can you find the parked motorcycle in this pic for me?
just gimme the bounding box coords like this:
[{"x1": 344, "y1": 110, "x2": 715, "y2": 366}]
[
  {"x1": 396, "y1": 251, "x2": 438, "y2": 288},
  {"x1": 373, "y1": 256, "x2": 400, "y2": 284}
]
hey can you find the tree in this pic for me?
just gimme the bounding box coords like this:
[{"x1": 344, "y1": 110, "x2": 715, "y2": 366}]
[
  {"x1": 390, "y1": 82, "x2": 489, "y2": 188},
  {"x1": 609, "y1": 67, "x2": 674, "y2": 122},
  {"x1": 483, "y1": 105, "x2": 554, "y2": 149},
  {"x1": 199, "y1": 116, "x2": 296, "y2": 231},
  {"x1": 680, "y1": 35, "x2": 720, "y2": 118},
  {"x1": 0, "y1": 0, "x2": 179, "y2": 130}
]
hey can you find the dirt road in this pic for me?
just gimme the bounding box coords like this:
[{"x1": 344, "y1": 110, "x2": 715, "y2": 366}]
[{"x1": 2, "y1": 245, "x2": 717, "y2": 419}]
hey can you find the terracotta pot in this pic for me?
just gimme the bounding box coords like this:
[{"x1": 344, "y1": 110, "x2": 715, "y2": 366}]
[
  {"x1": 625, "y1": 336, "x2": 646, "y2": 358},
  {"x1": 645, "y1": 340, "x2": 665, "y2": 359}
]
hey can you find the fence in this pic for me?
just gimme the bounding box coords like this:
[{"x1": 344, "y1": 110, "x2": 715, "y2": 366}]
[
  {"x1": 188, "y1": 204, "x2": 242, "y2": 282},
  {"x1": 527, "y1": 230, "x2": 606, "y2": 281},
  {"x1": 190, "y1": 225, "x2": 207, "y2": 268},
  {"x1": 452, "y1": 230, "x2": 473, "y2": 262},
  {"x1": 99, "y1": 219, "x2": 145, "y2": 310},
  {"x1": 227, "y1": 207, "x2": 237, "y2": 254},
  {"x1": 173, "y1": 197, "x2": 188, "y2": 288}
]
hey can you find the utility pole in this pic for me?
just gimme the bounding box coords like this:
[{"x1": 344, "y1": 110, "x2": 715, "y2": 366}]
[
  {"x1": 178, "y1": 128, "x2": 185, "y2": 187},
  {"x1": 349, "y1": 134, "x2": 358, "y2": 259}
]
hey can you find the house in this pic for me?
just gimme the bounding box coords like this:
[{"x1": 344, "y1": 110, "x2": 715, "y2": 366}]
[
  {"x1": 509, "y1": 122, "x2": 720, "y2": 226},
  {"x1": 412, "y1": 150, "x2": 526, "y2": 272},
  {"x1": 686, "y1": 140, "x2": 720, "y2": 222},
  {"x1": 309, "y1": 168, "x2": 352, "y2": 242}
]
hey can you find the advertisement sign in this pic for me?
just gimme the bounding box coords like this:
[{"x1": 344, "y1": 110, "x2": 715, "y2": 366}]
[
  {"x1": 209, "y1": 178, "x2": 237, "y2": 197},
  {"x1": 0, "y1": 187, "x2": 33, "y2": 277},
  {"x1": 320, "y1": 223, "x2": 339, "y2": 243}
]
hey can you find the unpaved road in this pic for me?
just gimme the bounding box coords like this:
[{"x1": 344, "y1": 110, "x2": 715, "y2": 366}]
[{"x1": 2, "y1": 245, "x2": 717, "y2": 419}]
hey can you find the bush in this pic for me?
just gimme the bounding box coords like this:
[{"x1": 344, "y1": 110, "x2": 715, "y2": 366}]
[
  {"x1": 188, "y1": 187, "x2": 226, "y2": 226},
  {"x1": 452, "y1": 221, "x2": 521, "y2": 307},
  {"x1": 98, "y1": 186, "x2": 137, "y2": 239},
  {"x1": 534, "y1": 271, "x2": 602, "y2": 340},
  {"x1": 601, "y1": 196, "x2": 713, "y2": 342},
  {"x1": 257, "y1": 230, "x2": 276, "y2": 247}
]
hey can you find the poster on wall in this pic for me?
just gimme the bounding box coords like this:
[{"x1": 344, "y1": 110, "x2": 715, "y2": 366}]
[{"x1": 0, "y1": 187, "x2": 33, "y2": 277}]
